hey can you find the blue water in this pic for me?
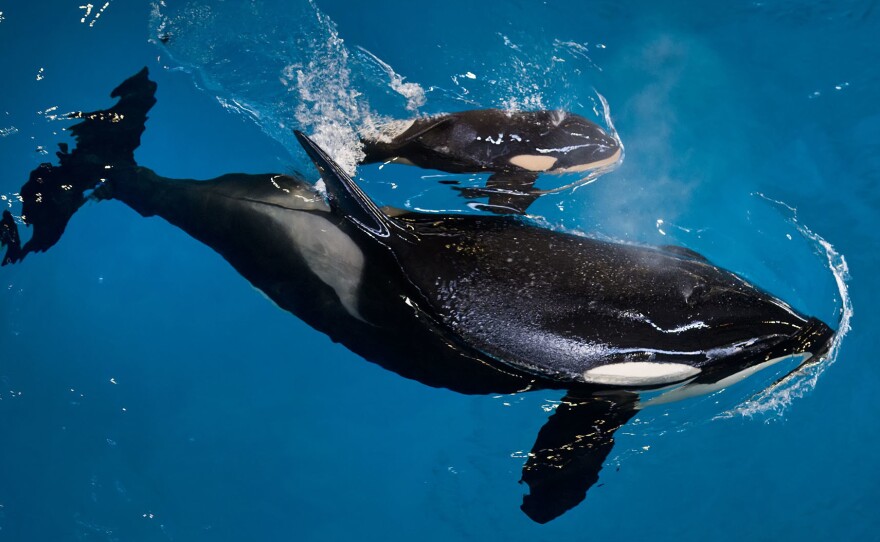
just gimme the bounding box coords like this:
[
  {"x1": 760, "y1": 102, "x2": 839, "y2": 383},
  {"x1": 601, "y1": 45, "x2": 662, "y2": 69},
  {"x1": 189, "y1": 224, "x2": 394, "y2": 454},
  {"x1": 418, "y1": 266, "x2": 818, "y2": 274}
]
[{"x1": 0, "y1": 1, "x2": 877, "y2": 540}]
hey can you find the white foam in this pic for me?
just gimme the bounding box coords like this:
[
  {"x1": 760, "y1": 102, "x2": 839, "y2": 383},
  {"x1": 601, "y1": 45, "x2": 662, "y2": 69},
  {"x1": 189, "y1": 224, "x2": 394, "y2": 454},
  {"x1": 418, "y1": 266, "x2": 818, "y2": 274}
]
[{"x1": 287, "y1": 5, "x2": 367, "y2": 176}]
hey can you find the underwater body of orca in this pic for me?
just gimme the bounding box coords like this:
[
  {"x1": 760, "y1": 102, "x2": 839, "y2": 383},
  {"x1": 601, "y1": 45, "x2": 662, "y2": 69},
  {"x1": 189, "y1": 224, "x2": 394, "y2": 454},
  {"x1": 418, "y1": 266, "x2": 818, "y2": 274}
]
[
  {"x1": 0, "y1": 69, "x2": 835, "y2": 524},
  {"x1": 360, "y1": 108, "x2": 622, "y2": 214}
]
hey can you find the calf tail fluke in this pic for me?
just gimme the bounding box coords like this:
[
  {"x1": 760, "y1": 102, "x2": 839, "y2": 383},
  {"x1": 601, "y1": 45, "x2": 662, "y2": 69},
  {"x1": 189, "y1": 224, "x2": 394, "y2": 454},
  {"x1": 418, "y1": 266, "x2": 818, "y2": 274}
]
[{"x1": 1, "y1": 68, "x2": 156, "y2": 265}]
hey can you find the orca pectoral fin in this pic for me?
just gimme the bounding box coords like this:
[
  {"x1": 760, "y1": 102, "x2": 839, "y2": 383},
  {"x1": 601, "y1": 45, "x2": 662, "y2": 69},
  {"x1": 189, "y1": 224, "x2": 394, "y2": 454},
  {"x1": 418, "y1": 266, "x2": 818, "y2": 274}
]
[
  {"x1": 455, "y1": 172, "x2": 540, "y2": 215},
  {"x1": 520, "y1": 391, "x2": 638, "y2": 524},
  {"x1": 294, "y1": 131, "x2": 395, "y2": 239}
]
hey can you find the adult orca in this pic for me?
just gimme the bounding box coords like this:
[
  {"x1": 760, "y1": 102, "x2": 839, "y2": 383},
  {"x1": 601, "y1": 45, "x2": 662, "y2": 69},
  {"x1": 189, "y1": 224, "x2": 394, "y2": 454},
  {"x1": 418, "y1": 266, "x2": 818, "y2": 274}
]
[
  {"x1": 0, "y1": 69, "x2": 834, "y2": 523},
  {"x1": 360, "y1": 109, "x2": 622, "y2": 214}
]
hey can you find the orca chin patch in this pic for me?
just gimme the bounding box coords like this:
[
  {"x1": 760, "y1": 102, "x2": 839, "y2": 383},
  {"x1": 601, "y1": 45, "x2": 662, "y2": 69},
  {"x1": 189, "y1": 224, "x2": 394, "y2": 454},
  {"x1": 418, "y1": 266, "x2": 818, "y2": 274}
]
[
  {"x1": 583, "y1": 362, "x2": 701, "y2": 386},
  {"x1": 638, "y1": 352, "x2": 812, "y2": 408},
  {"x1": 556, "y1": 147, "x2": 622, "y2": 173}
]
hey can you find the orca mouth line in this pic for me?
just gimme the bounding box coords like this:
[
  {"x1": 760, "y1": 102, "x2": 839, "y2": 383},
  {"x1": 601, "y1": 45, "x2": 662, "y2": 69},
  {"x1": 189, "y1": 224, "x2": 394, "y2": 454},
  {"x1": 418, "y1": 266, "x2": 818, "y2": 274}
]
[
  {"x1": 683, "y1": 316, "x2": 834, "y2": 388},
  {"x1": 634, "y1": 318, "x2": 835, "y2": 408},
  {"x1": 766, "y1": 317, "x2": 835, "y2": 360},
  {"x1": 733, "y1": 317, "x2": 837, "y2": 406}
]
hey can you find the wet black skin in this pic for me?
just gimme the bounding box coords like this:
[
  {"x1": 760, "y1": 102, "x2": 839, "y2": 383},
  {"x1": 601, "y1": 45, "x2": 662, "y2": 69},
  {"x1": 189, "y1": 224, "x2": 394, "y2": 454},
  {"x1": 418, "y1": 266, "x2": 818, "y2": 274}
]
[
  {"x1": 104, "y1": 167, "x2": 537, "y2": 395},
  {"x1": 361, "y1": 109, "x2": 620, "y2": 173},
  {"x1": 0, "y1": 69, "x2": 835, "y2": 524},
  {"x1": 360, "y1": 109, "x2": 622, "y2": 214}
]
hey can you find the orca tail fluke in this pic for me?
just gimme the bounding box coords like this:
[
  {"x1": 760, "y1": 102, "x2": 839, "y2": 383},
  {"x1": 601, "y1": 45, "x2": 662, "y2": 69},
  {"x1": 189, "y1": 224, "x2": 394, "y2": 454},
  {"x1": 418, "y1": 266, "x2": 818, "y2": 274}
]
[{"x1": 1, "y1": 68, "x2": 156, "y2": 265}]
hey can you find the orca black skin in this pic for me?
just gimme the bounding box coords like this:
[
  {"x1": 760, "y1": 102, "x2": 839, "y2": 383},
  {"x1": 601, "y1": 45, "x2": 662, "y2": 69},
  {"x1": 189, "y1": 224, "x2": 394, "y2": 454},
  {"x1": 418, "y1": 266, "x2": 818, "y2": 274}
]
[
  {"x1": 360, "y1": 109, "x2": 622, "y2": 214},
  {"x1": 1, "y1": 69, "x2": 835, "y2": 524}
]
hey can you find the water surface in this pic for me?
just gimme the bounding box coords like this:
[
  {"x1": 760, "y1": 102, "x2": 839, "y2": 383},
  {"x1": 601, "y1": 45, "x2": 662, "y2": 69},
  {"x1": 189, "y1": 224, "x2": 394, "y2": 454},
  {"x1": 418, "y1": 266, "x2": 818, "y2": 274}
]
[{"x1": 1, "y1": 1, "x2": 878, "y2": 540}]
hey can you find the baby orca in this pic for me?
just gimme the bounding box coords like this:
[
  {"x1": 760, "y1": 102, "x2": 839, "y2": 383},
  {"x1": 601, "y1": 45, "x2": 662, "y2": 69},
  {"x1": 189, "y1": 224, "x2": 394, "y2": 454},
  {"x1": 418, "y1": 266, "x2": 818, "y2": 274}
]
[
  {"x1": 1, "y1": 69, "x2": 834, "y2": 524},
  {"x1": 360, "y1": 109, "x2": 622, "y2": 214}
]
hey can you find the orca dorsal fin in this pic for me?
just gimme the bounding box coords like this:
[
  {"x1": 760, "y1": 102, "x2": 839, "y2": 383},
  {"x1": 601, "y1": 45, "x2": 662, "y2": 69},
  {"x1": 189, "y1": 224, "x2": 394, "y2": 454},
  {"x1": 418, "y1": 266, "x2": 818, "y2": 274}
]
[
  {"x1": 294, "y1": 131, "x2": 396, "y2": 239},
  {"x1": 395, "y1": 116, "x2": 454, "y2": 144}
]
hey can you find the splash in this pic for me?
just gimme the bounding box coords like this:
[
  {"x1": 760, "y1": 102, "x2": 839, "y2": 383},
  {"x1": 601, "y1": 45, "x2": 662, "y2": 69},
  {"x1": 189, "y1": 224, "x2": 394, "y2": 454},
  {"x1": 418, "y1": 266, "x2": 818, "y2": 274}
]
[
  {"x1": 717, "y1": 194, "x2": 852, "y2": 420},
  {"x1": 150, "y1": 0, "x2": 425, "y2": 176},
  {"x1": 151, "y1": 0, "x2": 618, "y2": 209},
  {"x1": 356, "y1": 46, "x2": 426, "y2": 112},
  {"x1": 285, "y1": 4, "x2": 368, "y2": 175}
]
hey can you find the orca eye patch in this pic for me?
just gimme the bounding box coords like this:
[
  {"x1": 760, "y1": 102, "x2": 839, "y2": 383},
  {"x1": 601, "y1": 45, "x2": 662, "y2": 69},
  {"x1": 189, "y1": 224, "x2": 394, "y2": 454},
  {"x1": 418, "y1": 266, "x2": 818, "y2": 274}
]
[
  {"x1": 583, "y1": 362, "x2": 701, "y2": 386},
  {"x1": 509, "y1": 154, "x2": 558, "y2": 171}
]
